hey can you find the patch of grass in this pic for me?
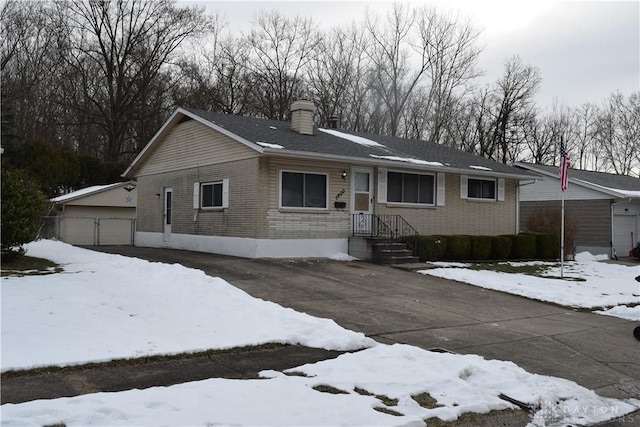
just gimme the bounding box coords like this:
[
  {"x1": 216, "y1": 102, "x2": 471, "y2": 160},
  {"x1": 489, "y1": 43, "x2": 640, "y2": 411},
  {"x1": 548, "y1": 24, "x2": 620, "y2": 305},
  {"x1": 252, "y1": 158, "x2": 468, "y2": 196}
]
[
  {"x1": 374, "y1": 407, "x2": 404, "y2": 417},
  {"x1": 354, "y1": 387, "x2": 373, "y2": 396},
  {"x1": 1, "y1": 343, "x2": 290, "y2": 379},
  {"x1": 412, "y1": 392, "x2": 443, "y2": 409},
  {"x1": 467, "y1": 262, "x2": 552, "y2": 276},
  {"x1": 284, "y1": 371, "x2": 311, "y2": 377},
  {"x1": 1, "y1": 255, "x2": 62, "y2": 277},
  {"x1": 312, "y1": 384, "x2": 349, "y2": 394},
  {"x1": 353, "y1": 387, "x2": 398, "y2": 406},
  {"x1": 424, "y1": 409, "x2": 524, "y2": 426}
]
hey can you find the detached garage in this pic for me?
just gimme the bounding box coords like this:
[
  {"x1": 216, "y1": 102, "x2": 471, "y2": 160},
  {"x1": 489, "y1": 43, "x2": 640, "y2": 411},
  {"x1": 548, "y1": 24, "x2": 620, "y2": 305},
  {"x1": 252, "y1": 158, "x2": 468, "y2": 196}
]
[
  {"x1": 48, "y1": 182, "x2": 137, "y2": 245},
  {"x1": 516, "y1": 163, "x2": 640, "y2": 257}
]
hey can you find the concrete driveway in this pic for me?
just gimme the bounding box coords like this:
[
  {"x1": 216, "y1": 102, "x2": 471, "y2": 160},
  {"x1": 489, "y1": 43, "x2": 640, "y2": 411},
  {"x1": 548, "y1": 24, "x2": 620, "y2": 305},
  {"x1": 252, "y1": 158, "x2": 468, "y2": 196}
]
[{"x1": 91, "y1": 246, "x2": 640, "y2": 402}]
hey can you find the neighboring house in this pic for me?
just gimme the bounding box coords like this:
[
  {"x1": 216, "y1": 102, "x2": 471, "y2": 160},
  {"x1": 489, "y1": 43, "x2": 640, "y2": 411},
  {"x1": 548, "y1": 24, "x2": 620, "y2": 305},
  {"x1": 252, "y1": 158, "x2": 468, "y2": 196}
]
[
  {"x1": 516, "y1": 162, "x2": 640, "y2": 257},
  {"x1": 48, "y1": 182, "x2": 137, "y2": 245},
  {"x1": 123, "y1": 101, "x2": 533, "y2": 259}
]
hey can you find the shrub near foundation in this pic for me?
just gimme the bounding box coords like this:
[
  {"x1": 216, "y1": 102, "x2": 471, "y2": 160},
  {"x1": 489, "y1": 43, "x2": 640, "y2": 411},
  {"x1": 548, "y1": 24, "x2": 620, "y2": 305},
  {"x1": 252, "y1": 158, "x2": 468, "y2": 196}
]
[
  {"x1": 445, "y1": 235, "x2": 471, "y2": 260},
  {"x1": 511, "y1": 233, "x2": 537, "y2": 259},
  {"x1": 491, "y1": 235, "x2": 513, "y2": 260},
  {"x1": 470, "y1": 235, "x2": 492, "y2": 260},
  {"x1": 416, "y1": 236, "x2": 448, "y2": 261},
  {"x1": 532, "y1": 233, "x2": 560, "y2": 260}
]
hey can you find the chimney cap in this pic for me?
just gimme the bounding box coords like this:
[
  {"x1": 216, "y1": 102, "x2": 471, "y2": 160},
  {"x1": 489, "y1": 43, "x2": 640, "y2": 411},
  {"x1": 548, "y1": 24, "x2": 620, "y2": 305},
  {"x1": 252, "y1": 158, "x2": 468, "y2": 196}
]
[{"x1": 291, "y1": 100, "x2": 315, "y2": 112}]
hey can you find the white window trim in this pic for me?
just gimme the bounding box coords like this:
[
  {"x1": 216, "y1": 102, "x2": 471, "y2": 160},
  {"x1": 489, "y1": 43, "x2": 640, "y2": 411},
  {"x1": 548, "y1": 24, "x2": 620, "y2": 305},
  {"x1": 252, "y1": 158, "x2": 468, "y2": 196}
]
[
  {"x1": 194, "y1": 179, "x2": 229, "y2": 210},
  {"x1": 279, "y1": 169, "x2": 329, "y2": 211},
  {"x1": 461, "y1": 176, "x2": 505, "y2": 202},
  {"x1": 383, "y1": 169, "x2": 437, "y2": 207}
]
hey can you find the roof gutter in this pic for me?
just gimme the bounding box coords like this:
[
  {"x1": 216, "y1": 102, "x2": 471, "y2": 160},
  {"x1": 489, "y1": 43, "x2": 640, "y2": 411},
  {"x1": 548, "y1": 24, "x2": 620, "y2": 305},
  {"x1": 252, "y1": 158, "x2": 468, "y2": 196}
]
[{"x1": 260, "y1": 148, "x2": 535, "y2": 180}]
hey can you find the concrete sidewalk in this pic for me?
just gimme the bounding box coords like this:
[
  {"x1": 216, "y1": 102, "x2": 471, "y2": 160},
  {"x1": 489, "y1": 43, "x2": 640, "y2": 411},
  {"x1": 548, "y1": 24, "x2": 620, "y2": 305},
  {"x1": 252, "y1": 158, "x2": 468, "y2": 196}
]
[{"x1": 87, "y1": 246, "x2": 640, "y2": 402}]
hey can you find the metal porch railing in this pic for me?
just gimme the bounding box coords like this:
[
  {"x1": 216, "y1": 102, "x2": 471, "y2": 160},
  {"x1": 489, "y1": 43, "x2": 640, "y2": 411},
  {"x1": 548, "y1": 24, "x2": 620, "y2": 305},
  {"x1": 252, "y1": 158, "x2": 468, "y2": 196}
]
[{"x1": 351, "y1": 213, "x2": 419, "y2": 256}]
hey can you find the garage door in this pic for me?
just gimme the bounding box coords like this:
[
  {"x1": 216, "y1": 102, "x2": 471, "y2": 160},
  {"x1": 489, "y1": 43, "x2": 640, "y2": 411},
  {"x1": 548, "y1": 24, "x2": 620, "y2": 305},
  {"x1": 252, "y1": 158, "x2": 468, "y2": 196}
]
[
  {"x1": 98, "y1": 218, "x2": 134, "y2": 245},
  {"x1": 612, "y1": 215, "x2": 638, "y2": 255}
]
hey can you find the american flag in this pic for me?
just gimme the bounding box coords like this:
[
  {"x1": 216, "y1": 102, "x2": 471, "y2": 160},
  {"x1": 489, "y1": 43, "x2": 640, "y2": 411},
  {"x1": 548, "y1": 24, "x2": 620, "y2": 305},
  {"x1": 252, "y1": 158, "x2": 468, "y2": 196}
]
[{"x1": 559, "y1": 137, "x2": 571, "y2": 192}]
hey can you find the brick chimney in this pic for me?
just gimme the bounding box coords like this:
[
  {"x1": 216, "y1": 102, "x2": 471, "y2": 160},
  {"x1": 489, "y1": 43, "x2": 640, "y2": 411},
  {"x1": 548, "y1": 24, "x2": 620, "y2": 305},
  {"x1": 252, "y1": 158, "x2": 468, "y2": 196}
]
[{"x1": 291, "y1": 100, "x2": 315, "y2": 135}]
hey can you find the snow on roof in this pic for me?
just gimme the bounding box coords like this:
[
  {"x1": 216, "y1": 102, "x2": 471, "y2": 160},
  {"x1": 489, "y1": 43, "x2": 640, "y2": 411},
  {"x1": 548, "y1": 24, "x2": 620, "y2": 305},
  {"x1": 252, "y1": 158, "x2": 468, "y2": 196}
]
[
  {"x1": 469, "y1": 165, "x2": 492, "y2": 171},
  {"x1": 369, "y1": 154, "x2": 444, "y2": 167},
  {"x1": 256, "y1": 141, "x2": 285, "y2": 149},
  {"x1": 318, "y1": 128, "x2": 385, "y2": 147},
  {"x1": 51, "y1": 183, "x2": 124, "y2": 203}
]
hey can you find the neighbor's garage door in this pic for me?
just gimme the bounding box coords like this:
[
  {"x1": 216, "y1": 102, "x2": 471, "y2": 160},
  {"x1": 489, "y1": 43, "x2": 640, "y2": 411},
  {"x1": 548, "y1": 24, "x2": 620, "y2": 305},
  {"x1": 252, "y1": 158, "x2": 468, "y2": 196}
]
[{"x1": 612, "y1": 215, "x2": 638, "y2": 255}]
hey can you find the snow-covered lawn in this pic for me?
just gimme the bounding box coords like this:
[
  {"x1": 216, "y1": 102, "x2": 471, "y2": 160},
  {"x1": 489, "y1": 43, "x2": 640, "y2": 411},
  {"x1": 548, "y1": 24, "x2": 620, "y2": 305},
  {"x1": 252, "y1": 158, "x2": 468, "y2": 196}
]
[
  {"x1": 2, "y1": 241, "x2": 639, "y2": 426},
  {"x1": 420, "y1": 253, "x2": 640, "y2": 321}
]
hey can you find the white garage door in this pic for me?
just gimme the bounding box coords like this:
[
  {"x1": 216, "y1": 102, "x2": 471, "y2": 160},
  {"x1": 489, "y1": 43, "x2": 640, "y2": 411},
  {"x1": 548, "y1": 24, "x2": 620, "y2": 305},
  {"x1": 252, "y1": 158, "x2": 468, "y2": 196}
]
[{"x1": 612, "y1": 215, "x2": 638, "y2": 256}]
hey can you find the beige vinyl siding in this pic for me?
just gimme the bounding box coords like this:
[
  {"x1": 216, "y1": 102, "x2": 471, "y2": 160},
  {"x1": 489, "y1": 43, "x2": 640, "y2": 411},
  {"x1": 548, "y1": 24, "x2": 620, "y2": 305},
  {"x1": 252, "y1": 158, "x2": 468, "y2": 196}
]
[
  {"x1": 376, "y1": 172, "x2": 517, "y2": 236},
  {"x1": 64, "y1": 187, "x2": 137, "y2": 207},
  {"x1": 136, "y1": 119, "x2": 260, "y2": 177}
]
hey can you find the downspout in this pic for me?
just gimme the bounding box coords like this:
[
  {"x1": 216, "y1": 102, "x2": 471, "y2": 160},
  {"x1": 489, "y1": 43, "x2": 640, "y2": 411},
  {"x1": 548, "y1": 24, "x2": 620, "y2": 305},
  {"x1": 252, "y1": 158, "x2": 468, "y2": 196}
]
[
  {"x1": 516, "y1": 179, "x2": 539, "y2": 234},
  {"x1": 610, "y1": 198, "x2": 633, "y2": 259}
]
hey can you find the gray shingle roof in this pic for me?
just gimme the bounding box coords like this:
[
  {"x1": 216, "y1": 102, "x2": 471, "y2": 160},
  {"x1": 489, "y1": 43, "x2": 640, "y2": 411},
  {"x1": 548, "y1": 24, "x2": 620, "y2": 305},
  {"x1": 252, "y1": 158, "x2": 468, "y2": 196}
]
[
  {"x1": 186, "y1": 109, "x2": 532, "y2": 178},
  {"x1": 517, "y1": 162, "x2": 640, "y2": 192}
]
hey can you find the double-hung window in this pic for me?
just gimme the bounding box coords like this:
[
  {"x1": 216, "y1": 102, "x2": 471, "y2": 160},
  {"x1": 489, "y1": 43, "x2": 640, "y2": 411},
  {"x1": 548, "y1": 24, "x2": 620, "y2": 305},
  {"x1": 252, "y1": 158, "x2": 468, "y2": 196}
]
[
  {"x1": 202, "y1": 181, "x2": 224, "y2": 208},
  {"x1": 467, "y1": 178, "x2": 496, "y2": 200},
  {"x1": 193, "y1": 179, "x2": 229, "y2": 209},
  {"x1": 281, "y1": 171, "x2": 327, "y2": 209},
  {"x1": 387, "y1": 171, "x2": 435, "y2": 205},
  {"x1": 461, "y1": 176, "x2": 504, "y2": 201}
]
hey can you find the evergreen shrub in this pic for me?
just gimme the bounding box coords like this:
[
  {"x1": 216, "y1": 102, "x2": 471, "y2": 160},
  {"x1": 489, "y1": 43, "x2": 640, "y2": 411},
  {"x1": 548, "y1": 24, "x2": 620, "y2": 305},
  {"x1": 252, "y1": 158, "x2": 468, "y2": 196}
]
[
  {"x1": 491, "y1": 235, "x2": 513, "y2": 260},
  {"x1": 511, "y1": 233, "x2": 537, "y2": 259},
  {"x1": 470, "y1": 235, "x2": 493, "y2": 260},
  {"x1": 445, "y1": 235, "x2": 471, "y2": 260}
]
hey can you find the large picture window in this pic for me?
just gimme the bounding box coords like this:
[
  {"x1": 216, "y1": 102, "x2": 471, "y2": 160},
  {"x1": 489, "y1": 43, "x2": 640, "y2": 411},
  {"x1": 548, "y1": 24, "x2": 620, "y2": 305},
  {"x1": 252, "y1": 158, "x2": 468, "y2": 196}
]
[
  {"x1": 467, "y1": 178, "x2": 496, "y2": 200},
  {"x1": 387, "y1": 171, "x2": 434, "y2": 205},
  {"x1": 281, "y1": 171, "x2": 327, "y2": 209}
]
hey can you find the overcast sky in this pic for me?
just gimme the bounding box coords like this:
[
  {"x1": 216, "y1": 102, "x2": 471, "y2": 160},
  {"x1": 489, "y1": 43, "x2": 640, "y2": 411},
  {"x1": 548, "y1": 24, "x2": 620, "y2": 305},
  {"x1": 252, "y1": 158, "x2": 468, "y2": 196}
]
[{"x1": 193, "y1": 0, "x2": 639, "y2": 110}]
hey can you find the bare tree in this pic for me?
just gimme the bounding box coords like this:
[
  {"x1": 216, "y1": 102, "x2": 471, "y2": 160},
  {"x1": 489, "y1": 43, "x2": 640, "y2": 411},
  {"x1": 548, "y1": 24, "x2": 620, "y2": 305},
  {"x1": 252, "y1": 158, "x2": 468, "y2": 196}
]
[
  {"x1": 245, "y1": 11, "x2": 321, "y2": 120},
  {"x1": 569, "y1": 103, "x2": 598, "y2": 170},
  {"x1": 596, "y1": 91, "x2": 640, "y2": 175},
  {"x1": 55, "y1": 0, "x2": 212, "y2": 162},
  {"x1": 418, "y1": 8, "x2": 482, "y2": 144},
  {"x1": 364, "y1": 3, "x2": 431, "y2": 137},
  {"x1": 491, "y1": 55, "x2": 542, "y2": 163}
]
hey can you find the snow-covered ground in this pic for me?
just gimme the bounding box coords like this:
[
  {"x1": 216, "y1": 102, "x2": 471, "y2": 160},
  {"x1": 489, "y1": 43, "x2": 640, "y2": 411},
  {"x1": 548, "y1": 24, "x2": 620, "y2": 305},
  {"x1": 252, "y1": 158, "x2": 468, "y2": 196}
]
[
  {"x1": 421, "y1": 253, "x2": 640, "y2": 321},
  {"x1": 1, "y1": 241, "x2": 639, "y2": 426}
]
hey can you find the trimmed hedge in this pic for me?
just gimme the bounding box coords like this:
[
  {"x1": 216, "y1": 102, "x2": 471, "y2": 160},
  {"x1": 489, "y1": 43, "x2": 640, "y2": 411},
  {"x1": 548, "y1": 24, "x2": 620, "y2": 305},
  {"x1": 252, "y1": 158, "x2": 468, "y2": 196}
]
[
  {"x1": 415, "y1": 233, "x2": 558, "y2": 262},
  {"x1": 415, "y1": 236, "x2": 448, "y2": 261},
  {"x1": 510, "y1": 234, "x2": 537, "y2": 259},
  {"x1": 445, "y1": 235, "x2": 471, "y2": 260},
  {"x1": 491, "y1": 235, "x2": 513, "y2": 260},
  {"x1": 470, "y1": 235, "x2": 492, "y2": 260}
]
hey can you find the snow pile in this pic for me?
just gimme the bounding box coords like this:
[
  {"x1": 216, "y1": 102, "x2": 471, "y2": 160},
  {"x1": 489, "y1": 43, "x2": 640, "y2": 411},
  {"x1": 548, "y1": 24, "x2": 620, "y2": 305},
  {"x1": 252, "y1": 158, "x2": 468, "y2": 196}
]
[
  {"x1": 2, "y1": 344, "x2": 638, "y2": 426},
  {"x1": 420, "y1": 256, "x2": 640, "y2": 320},
  {"x1": 1, "y1": 240, "x2": 374, "y2": 372}
]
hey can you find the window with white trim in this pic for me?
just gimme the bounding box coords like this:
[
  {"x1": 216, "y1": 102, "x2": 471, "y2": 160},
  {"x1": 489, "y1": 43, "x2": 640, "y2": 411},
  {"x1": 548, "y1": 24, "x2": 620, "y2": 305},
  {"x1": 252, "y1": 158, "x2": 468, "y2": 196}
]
[
  {"x1": 467, "y1": 178, "x2": 495, "y2": 199},
  {"x1": 194, "y1": 179, "x2": 229, "y2": 209},
  {"x1": 280, "y1": 171, "x2": 327, "y2": 209},
  {"x1": 387, "y1": 171, "x2": 435, "y2": 205}
]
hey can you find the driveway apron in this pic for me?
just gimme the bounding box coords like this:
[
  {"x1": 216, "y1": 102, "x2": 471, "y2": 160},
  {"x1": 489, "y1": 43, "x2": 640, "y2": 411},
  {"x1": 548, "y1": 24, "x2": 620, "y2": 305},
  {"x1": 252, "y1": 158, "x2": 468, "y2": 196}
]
[{"x1": 87, "y1": 246, "x2": 640, "y2": 401}]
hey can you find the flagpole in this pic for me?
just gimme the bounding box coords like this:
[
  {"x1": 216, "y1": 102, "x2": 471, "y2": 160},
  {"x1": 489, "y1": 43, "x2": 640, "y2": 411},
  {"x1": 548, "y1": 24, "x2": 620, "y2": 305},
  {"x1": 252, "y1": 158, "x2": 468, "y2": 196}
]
[{"x1": 561, "y1": 191, "x2": 565, "y2": 278}]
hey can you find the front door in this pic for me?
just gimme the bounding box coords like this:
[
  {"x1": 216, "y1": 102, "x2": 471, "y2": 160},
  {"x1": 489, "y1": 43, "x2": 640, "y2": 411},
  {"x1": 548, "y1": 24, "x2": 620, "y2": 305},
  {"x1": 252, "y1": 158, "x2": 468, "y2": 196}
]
[
  {"x1": 351, "y1": 167, "x2": 374, "y2": 234},
  {"x1": 163, "y1": 187, "x2": 173, "y2": 242}
]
